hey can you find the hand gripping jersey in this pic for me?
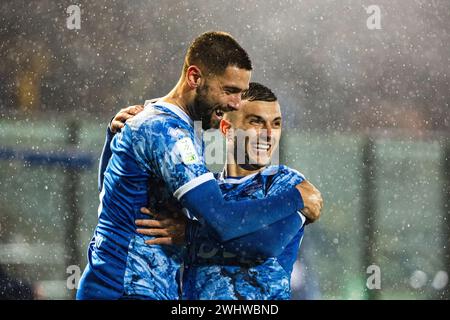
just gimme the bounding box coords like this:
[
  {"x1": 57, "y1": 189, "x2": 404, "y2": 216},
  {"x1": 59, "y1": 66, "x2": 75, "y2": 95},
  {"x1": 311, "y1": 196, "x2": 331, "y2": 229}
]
[{"x1": 183, "y1": 165, "x2": 306, "y2": 300}]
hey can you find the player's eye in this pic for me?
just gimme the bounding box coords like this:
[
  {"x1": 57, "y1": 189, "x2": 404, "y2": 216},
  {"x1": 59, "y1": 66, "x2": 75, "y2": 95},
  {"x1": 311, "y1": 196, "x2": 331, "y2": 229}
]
[
  {"x1": 223, "y1": 87, "x2": 241, "y2": 94},
  {"x1": 250, "y1": 119, "x2": 263, "y2": 125}
]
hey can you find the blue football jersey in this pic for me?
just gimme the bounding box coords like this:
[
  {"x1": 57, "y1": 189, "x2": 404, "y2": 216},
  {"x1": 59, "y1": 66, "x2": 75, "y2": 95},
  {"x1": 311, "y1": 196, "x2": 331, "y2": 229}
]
[
  {"x1": 77, "y1": 101, "x2": 214, "y2": 300},
  {"x1": 182, "y1": 165, "x2": 306, "y2": 300}
]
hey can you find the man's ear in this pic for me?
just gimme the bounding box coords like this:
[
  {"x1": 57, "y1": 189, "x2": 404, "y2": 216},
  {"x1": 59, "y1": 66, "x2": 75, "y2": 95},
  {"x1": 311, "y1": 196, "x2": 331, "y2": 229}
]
[
  {"x1": 220, "y1": 119, "x2": 232, "y2": 137},
  {"x1": 186, "y1": 65, "x2": 202, "y2": 89}
]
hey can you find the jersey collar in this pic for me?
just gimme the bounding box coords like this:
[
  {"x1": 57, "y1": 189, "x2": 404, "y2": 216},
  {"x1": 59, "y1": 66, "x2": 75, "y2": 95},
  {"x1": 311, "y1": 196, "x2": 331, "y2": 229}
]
[
  {"x1": 217, "y1": 170, "x2": 259, "y2": 185},
  {"x1": 144, "y1": 99, "x2": 194, "y2": 127}
]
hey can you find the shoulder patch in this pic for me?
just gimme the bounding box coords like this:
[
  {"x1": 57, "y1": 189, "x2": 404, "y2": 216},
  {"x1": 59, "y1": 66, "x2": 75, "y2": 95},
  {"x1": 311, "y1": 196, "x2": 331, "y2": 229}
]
[{"x1": 175, "y1": 137, "x2": 200, "y2": 165}]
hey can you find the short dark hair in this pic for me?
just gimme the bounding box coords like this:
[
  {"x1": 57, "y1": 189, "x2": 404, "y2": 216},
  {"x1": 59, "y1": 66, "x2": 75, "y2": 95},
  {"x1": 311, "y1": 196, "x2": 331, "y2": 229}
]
[
  {"x1": 242, "y1": 82, "x2": 277, "y2": 102},
  {"x1": 183, "y1": 31, "x2": 252, "y2": 76}
]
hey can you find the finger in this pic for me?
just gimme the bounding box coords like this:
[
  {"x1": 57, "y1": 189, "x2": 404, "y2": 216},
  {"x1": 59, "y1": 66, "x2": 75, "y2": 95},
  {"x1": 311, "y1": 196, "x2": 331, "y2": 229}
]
[
  {"x1": 135, "y1": 219, "x2": 164, "y2": 228},
  {"x1": 112, "y1": 119, "x2": 126, "y2": 126},
  {"x1": 110, "y1": 121, "x2": 125, "y2": 133},
  {"x1": 136, "y1": 228, "x2": 170, "y2": 237},
  {"x1": 139, "y1": 217, "x2": 170, "y2": 228},
  {"x1": 113, "y1": 113, "x2": 130, "y2": 124},
  {"x1": 128, "y1": 105, "x2": 144, "y2": 115},
  {"x1": 301, "y1": 207, "x2": 313, "y2": 220},
  {"x1": 145, "y1": 237, "x2": 173, "y2": 246},
  {"x1": 140, "y1": 207, "x2": 157, "y2": 217},
  {"x1": 116, "y1": 112, "x2": 134, "y2": 122}
]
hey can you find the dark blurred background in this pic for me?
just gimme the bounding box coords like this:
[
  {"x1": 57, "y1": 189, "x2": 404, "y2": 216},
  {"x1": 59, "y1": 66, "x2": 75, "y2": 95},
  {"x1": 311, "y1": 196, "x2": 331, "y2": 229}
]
[{"x1": 0, "y1": 0, "x2": 449, "y2": 299}]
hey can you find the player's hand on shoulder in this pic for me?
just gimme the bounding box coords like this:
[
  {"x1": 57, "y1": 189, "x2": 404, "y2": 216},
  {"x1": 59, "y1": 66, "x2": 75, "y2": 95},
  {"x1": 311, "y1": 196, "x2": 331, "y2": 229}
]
[
  {"x1": 295, "y1": 180, "x2": 323, "y2": 223},
  {"x1": 110, "y1": 105, "x2": 144, "y2": 133}
]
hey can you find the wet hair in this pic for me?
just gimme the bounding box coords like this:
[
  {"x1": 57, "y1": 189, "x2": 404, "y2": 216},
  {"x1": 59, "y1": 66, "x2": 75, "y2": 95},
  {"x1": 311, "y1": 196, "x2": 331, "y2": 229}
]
[
  {"x1": 183, "y1": 31, "x2": 252, "y2": 76},
  {"x1": 242, "y1": 82, "x2": 277, "y2": 102}
]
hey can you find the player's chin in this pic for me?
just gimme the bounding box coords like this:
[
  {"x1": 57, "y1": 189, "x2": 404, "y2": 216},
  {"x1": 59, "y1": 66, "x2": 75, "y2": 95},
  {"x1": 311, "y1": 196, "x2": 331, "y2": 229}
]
[{"x1": 247, "y1": 151, "x2": 272, "y2": 168}]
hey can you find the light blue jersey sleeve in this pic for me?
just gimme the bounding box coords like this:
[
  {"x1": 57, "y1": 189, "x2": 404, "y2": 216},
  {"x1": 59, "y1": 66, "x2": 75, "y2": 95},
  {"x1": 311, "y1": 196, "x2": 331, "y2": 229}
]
[{"x1": 130, "y1": 114, "x2": 215, "y2": 203}]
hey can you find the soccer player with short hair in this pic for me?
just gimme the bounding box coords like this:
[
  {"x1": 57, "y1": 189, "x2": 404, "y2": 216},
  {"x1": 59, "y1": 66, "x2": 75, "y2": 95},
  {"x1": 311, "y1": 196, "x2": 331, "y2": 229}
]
[
  {"x1": 77, "y1": 32, "x2": 322, "y2": 300},
  {"x1": 182, "y1": 82, "x2": 308, "y2": 299}
]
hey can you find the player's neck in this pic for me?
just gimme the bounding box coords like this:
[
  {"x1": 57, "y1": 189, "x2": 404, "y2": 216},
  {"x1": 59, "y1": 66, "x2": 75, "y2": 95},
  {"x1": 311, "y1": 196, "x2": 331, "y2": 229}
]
[{"x1": 161, "y1": 78, "x2": 195, "y2": 119}]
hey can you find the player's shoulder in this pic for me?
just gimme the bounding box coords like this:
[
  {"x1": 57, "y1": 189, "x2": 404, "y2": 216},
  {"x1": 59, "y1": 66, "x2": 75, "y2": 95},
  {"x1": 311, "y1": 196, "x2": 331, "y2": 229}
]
[
  {"x1": 127, "y1": 104, "x2": 192, "y2": 139},
  {"x1": 261, "y1": 165, "x2": 306, "y2": 183}
]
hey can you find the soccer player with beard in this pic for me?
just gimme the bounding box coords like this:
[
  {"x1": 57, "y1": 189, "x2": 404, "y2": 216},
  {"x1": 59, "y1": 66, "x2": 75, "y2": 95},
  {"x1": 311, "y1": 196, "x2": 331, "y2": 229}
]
[{"x1": 77, "y1": 32, "x2": 322, "y2": 300}]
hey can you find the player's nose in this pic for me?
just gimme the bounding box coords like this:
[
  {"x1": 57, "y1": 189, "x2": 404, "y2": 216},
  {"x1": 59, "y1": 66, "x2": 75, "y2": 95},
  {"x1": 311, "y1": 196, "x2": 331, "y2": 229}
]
[
  {"x1": 265, "y1": 124, "x2": 273, "y2": 137},
  {"x1": 259, "y1": 125, "x2": 274, "y2": 143}
]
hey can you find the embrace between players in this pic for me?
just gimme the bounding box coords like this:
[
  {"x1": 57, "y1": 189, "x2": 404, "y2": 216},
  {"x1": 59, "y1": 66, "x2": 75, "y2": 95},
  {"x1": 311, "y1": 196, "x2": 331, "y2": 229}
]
[{"x1": 76, "y1": 31, "x2": 323, "y2": 300}]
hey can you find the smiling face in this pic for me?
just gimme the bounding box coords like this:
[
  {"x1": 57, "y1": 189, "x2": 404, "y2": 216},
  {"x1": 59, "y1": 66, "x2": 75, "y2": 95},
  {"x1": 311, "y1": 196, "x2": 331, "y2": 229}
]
[
  {"x1": 192, "y1": 65, "x2": 251, "y2": 130},
  {"x1": 222, "y1": 99, "x2": 282, "y2": 169}
]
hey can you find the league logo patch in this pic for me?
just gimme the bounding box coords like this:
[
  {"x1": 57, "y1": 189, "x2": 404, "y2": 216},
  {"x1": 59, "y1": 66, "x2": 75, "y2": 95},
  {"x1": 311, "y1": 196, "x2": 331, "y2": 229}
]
[{"x1": 175, "y1": 137, "x2": 199, "y2": 165}]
